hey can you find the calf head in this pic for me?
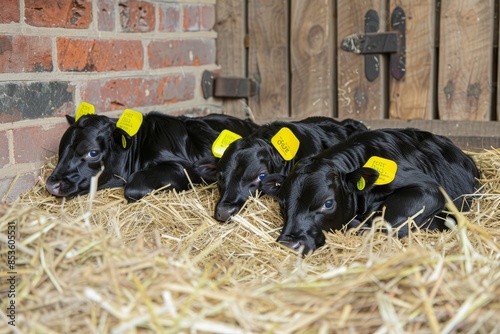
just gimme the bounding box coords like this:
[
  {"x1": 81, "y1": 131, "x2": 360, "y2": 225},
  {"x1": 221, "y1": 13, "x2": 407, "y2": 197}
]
[
  {"x1": 46, "y1": 115, "x2": 127, "y2": 198},
  {"x1": 275, "y1": 158, "x2": 379, "y2": 254},
  {"x1": 214, "y1": 137, "x2": 285, "y2": 222}
]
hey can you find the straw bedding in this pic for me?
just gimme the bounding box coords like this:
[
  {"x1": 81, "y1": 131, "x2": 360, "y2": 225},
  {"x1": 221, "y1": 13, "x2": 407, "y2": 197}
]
[{"x1": 1, "y1": 148, "x2": 499, "y2": 333}]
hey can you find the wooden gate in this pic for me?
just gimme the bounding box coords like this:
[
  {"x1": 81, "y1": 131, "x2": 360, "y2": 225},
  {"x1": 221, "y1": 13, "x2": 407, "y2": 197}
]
[{"x1": 214, "y1": 0, "x2": 499, "y2": 147}]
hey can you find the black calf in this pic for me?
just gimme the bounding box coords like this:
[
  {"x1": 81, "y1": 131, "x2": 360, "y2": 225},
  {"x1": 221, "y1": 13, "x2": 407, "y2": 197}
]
[{"x1": 270, "y1": 128, "x2": 480, "y2": 254}]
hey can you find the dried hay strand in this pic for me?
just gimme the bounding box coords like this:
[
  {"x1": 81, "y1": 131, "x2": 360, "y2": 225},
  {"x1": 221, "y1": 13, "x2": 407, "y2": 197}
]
[{"x1": 1, "y1": 149, "x2": 499, "y2": 333}]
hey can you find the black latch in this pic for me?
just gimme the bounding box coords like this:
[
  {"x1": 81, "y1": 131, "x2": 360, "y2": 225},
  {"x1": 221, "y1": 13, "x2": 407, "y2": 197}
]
[
  {"x1": 341, "y1": 7, "x2": 406, "y2": 81},
  {"x1": 202, "y1": 70, "x2": 257, "y2": 99}
]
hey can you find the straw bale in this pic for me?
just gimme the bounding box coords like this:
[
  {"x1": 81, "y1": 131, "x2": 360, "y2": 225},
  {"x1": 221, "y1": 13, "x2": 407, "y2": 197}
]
[{"x1": 1, "y1": 149, "x2": 499, "y2": 333}]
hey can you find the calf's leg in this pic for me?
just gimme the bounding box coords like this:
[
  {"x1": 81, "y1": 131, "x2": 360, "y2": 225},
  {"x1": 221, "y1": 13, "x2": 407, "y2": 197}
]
[{"x1": 376, "y1": 185, "x2": 446, "y2": 238}]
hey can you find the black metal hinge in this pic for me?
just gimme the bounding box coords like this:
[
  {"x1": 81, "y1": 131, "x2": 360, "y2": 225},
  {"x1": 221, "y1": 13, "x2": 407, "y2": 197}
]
[
  {"x1": 202, "y1": 70, "x2": 257, "y2": 99},
  {"x1": 341, "y1": 7, "x2": 406, "y2": 81}
]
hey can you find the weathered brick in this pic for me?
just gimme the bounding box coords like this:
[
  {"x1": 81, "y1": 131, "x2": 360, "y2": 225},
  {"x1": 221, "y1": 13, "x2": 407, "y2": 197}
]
[
  {"x1": 182, "y1": 4, "x2": 214, "y2": 32},
  {"x1": 0, "y1": 130, "x2": 10, "y2": 168},
  {"x1": 12, "y1": 123, "x2": 68, "y2": 164},
  {"x1": 183, "y1": 4, "x2": 200, "y2": 32},
  {"x1": 97, "y1": 0, "x2": 115, "y2": 31},
  {"x1": 81, "y1": 75, "x2": 196, "y2": 111},
  {"x1": 0, "y1": 82, "x2": 75, "y2": 122},
  {"x1": 0, "y1": 173, "x2": 38, "y2": 202},
  {"x1": 57, "y1": 38, "x2": 143, "y2": 72},
  {"x1": 148, "y1": 39, "x2": 216, "y2": 69},
  {"x1": 158, "y1": 74, "x2": 195, "y2": 104},
  {"x1": 119, "y1": 0, "x2": 154, "y2": 32},
  {"x1": 200, "y1": 5, "x2": 215, "y2": 31},
  {"x1": 25, "y1": 0, "x2": 92, "y2": 29},
  {"x1": 0, "y1": 35, "x2": 53, "y2": 73},
  {"x1": 159, "y1": 3, "x2": 180, "y2": 32},
  {"x1": 81, "y1": 78, "x2": 159, "y2": 111},
  {"x1": 0, "y1": 0, "x2": 20, "y2": 23}
]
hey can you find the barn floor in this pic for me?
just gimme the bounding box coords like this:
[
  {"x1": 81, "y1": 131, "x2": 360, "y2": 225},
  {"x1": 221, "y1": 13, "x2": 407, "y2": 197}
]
[{"x1": 0, "y1": 149, "x2": 499, "y2": 333}]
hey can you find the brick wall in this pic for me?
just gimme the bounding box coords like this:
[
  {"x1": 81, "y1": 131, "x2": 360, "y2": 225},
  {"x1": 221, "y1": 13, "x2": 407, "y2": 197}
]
[{"x1": 0, "y1": 0, "x2": 222, "y2": 202}]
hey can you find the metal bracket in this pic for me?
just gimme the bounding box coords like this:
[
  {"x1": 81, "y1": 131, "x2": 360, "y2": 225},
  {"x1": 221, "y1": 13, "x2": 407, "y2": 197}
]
[
  {"x1": 341, "y1": 7, "x2": 406, "y2": 81},
  {"x1": 201, "y1": 70, "x2": 257, "y2": 99}
]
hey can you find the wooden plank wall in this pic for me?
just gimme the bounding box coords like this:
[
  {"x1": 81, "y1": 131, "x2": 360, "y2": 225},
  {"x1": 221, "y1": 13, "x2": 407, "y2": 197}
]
[
  {"x1": 247, "y1": 0, "x2": 289, "y2": 120},
  {"x1": 438, "y1": 0, "x2": 496, "y2": 121},
  {"x1": 214, "y1": 0, "x2": 500, "y2": 128},
  {"x1": 290, "y1": 0, "x2": 335, "y2": 119},
  {"x1": 389, "y1": 0, "x2": 436, "y2": 120},
  {"x1": 337, "y1": 0, "x2": 387, "y2": 120}
]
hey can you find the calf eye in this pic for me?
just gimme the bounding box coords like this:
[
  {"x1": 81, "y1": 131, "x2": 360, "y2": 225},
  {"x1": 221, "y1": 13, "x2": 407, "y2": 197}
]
[
  {"x1": 86, "y1": 150, "x2": 99, "y2": 159},
  {"x1": 323, "y1": 199, "x2": 334, "y2": 209},
  {"x1": 258, "y1": 173, "x2": 266, "y2": 181}
]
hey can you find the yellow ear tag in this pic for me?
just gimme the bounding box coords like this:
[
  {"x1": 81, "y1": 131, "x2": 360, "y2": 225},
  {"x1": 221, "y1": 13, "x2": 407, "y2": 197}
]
[
  {"x1": 271, "y1": 127, "x2": 300, "y2": 161},
  {"x1": 75, "y1": 102, "x2": 95, "y2": 121},
  {"x1": 363, "y1": 156, "x2": 398, "y2": 185},
  {"x1": 357, "y1": 177, "x2": 366, "y2": 190},
  {"x1": 116, "y1": 109, "x2": 143, "y2": 148},
  {"x1": 212, "y1": 129, "x2": 242, "y2": 158}
]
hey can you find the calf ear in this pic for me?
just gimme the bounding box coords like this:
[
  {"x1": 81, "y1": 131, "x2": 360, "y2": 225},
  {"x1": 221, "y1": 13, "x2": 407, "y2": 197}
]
[
  {"x1": 113, "y1": 128, "x2": 133, "y2": 150},
  {"x1": 346, "y1": 167, "x2": 379, "y2": 192},
  {"x1": 66, "y1": 115, "x2": 76, "y2": 125},
  {"x1": 193, "y1": 156, "x2": 219, "y2": 182},
  {"x1": 260, "y1": 173, "x2": 286, "y2": 197}
]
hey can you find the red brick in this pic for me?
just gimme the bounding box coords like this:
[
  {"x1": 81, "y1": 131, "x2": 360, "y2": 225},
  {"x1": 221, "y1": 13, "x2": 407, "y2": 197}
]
[
  {"x1": 0, "y1": 130, "x2": 10, "y2": 168},
  {"x1": 119, "y1": 0, "x2": 154, "y2": 32},
  {"x1": 25, "y1": 0, "x2": 92, "y2": 29},
  {"x1": 12, "y1": 123, "x2": 69, "y2": 164},
  {"x1": 182, "y1": 4, "x2": 214, "y2": 32},
  {"x1": 0, "y1": 35, "x2": 53, "y2": 73},
  {"x1": 159, "y1": 3, "x2": 180, "y2": 32},
  {"x1": 200, "y1": 5, "x2": 215, "y2": 31},
  {"x1": 57, "y1": 38, "x2": 143, "y2": 72},
  {"x1": 158, "y1": 74, "x2": 195, "y2": 104},
  {"x1": 0, "y1": 0, "x2": 20, "y2": 23},
  {"x1": 97, "y1": 0, "x2": 115, "y2": 31},
  {"x1": 81, "y1": 75, "x2": 196, "y2": 111},
  {"x1": 148, "y1": 39, "x2": 216, "y2": 69},
  {"x1": 81, "y1": 78, "x2": 159, "y2": 111},
  {"x1": 183, "y1": 4, "x2": 199, "y2": 31}
]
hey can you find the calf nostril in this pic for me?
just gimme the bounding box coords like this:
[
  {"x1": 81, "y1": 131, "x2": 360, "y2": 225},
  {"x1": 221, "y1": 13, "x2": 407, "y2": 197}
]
[
  {"x1": 46, "y1": 181, "x2": 61, "y2": 195},
  {"x1": 214, "y1": 205, "x2": 238, "y2": 222},
  {"x1": 279, "y1": 239, "x2": 302, "y2": 251},
  {"x1": 290, "y1": 240, "x2": 302, "y2": 251}
]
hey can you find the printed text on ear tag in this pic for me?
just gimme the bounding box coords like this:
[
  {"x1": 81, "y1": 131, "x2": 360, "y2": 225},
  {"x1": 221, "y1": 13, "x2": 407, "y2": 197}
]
[
  {"x1": 116, "y1": 109, "x2": 143, "y2": 137},
  {"x1": 75, "y1": 102, "x2": 95, "y2": 121},
  {"x1": 212, "y1": 129, "x2": 242, "y2": 158},
  {"x1": 116, "y1": 109, "x2": 143, "y2": 148},
  {"x1": 363, "y1": 156, "x2": 398, "y2": 185},
  {"x1": 271, "y1": 127, "x2": 300, "y2": 161}
]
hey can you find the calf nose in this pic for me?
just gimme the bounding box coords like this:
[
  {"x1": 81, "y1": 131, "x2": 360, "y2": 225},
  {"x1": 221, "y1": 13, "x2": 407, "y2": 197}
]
[
  {"x1": 46, "y1": 179, "x2": 62, "y2": 196},
  {"x1": 214, "y1": 203, "x2": 238, "y2": 222},
  {"x1": 278, "y1": 239, "x2": 303, "y2": 252}
]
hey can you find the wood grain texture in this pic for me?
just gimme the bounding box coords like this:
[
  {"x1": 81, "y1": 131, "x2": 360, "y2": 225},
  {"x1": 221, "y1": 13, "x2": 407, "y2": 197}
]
[
  {"x1": 337, "y1": 0, "x2": 387, "y2": 120},
  {"x1": 290, "y1": 0, "x2": 334, "y2": 119},
  {"x1": 213, "y1": 0, "x2": 247, "y2": 117},
  {"x1": 389, "y1": 0, "x2": 436, "y2": 119},
  {"x1": 247, "y1": 0, "x2": 289, "y2": 120},
  {"x1": 438, "y1": 0, "x2": 495, "y2": 120}
]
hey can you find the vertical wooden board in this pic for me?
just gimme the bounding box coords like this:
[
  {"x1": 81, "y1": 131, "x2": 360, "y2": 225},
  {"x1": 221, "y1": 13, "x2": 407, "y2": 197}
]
[
  {"x1": 214, "y1": 0, "x2": 247, "y2": 118},
  {"x1": 389, "y1": 0, "x2": 436, "y2": 119},
  {"x1": 290, "y1": 0, "x2": 335, "y2": 119},
  {"x1": 337, "y1": 0, "x2": 387, "y2": 120},
  {"x1": 247, "y1": 0, "x2": 289, "y2": 120},
  {"x1": 438, "y1": 0, "x2": 494, "y2": 121}
]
